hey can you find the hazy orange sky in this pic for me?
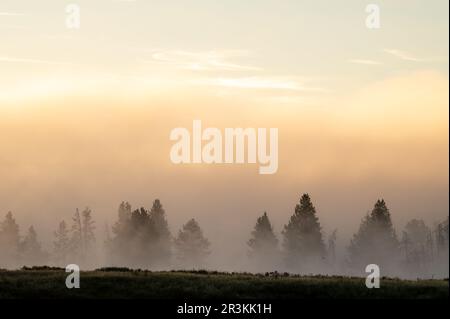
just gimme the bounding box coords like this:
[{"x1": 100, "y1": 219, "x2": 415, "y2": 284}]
[{"x1": 0, "y1": 1, "x2": 448, "y2": 264}]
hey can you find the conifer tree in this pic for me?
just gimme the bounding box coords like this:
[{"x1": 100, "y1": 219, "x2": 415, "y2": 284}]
[
  {"x1": 109, "y1": 200, "x2": 172, "y2": 268},
  {"x1": 148, "y1": 199, "x2": 171, "y2": 266},
  {"x1": 53, "y1": 220, "x2": 71, "y2": 266},
  {"x1": 248, "y1": 212, "x2": 278, "y2": 264},
  {"x1": 110, "y1": 202, "x2": 132, "y2": 265},
  {"x1": 175, "y1": 218, "x2": 210, "y2": 268},
  {"x1": 348, "y1": 199, "x2": 399, "y2": 273},
  {"x1": 282, "y1": 194, "x2": 325, "y2": 270},
  {"x1": 403, "y1": 219, "x2": 430, "y2": 267},
  {"x1": 0, "y1": 212, "x2": 20, "y2": 268},
  {"x1": 20, "y1": 226, "x2": 47, "y2": 266},
  {"x1": 69, "y1": 207, "x2": 96, "y2": 265},
  {"x1": 81, "y1": 207, "x2": 96, "y2": 255},
  {"x1": 70, "y1": 209, "x2": 83, "y2": 260}
]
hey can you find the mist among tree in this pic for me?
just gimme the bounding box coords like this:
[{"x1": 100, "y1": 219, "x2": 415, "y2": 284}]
[
  {"x1": 401, "y1": 219, "x2": 430, "y2": 267},
  {"x1": 81, "y1": 207, "x2": 96, "y2": 263},
  {"x1": 248, "y1": 212, "x2": 279, "y2": 271},
  {"x1": 19, "y1": 226, "x2": 48, "y2": 266},
  {"x1": 108, "y1": 199, "x2": 172, "y2": 269},
  {"x1": 148, "y1": 199, "x2": 171, "y2": 266},
  {"x1": 327, "y1": 229, "x2": 337, "y2": 268},
  {"x1": 70, "y1": 209, "x2": 83, "y2": 262},
  {"x1": 0, "y1": 212, "x2": 20, "y2": 268},
  {"x1": 282, "y1": 194, "x2": 326, "y2": 272},
  {"x1": 348, "y1": 199, "x2": 399, "y2": 275},
  {"x1": 53, "y1": 220, "x2": 71, "y2": 266},
  {"x1": 0, "y1": 197, "x2": 447, "y2": 279},
  {"x1": 174, "y1": 218, "x2": 210, "y2": 268},
  {"x1": 66, "y1": 208, "x2": 97, "y2": 267}
]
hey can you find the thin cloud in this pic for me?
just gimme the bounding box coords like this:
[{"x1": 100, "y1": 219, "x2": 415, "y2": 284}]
[
  {"x1": 138, "y1": 49, "x2": 262, "y2": 71},
  {"x1": 383, "y1": 49, "x2": 424, "y2": 62},
  {"x1": 196, "y1": 76, "x2": 325, "y2": 91},
  {"x1": 0, "y1": 56, "x2": 70, "y2": 65},
  {"x1": 348, "y1": 59, "x2": 382, "y2": 65}
]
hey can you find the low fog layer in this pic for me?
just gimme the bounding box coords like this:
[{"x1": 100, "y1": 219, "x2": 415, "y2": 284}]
[{"x1": 0, "y1": 195, "x2": 448, "y2": 279}]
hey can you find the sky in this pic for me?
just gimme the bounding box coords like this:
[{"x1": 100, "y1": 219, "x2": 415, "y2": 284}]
[{"x1": 0, "y1": 0, "x2": 448, "y2": 267}]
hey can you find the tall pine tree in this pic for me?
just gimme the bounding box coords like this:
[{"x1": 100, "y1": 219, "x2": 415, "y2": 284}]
[
  {"x1": 109, "y1": 200, "x2": 172, "y2": 268},
  {"x1": 69, "y1": 207, "x2": 96, "y2": 266},
  {"x1": 348, "y1": 199, "x2": 399, "y2": 274},
  {"x1": 248, "y1": 212, "x2": 279, "y2": 270},
  {"x1": 81, "y1": 207, "x2": 96, "y2": 257},
  {"x1": 282, "y1": 194, "x2": 325, "y2": 271},
  {"x1": 174, "y1": 218, "x2": 210, "y2": 268},
  {"x1": 20, "y1": 226, "x2": 47, "y2": 266},
  {"x1": 53, "y1": 220, "x2": 71, "y2": 266},
  {"x1": 148, "y1": 199, "x2": 171, "y2": 267},
  {"x1": 110, "y1": 202, "x2": 132, "y2": 265},
  {"x1": 0, "y1": 212, "x2": 20, "y2": 268},
  {"x1": 70, "y1": 209, "x2": 83, "y2": 261}
]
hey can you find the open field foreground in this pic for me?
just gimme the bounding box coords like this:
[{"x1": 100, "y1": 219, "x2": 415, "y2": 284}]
[{"x1": 0, "y1": 268, "x2": 447, "y2": 299}]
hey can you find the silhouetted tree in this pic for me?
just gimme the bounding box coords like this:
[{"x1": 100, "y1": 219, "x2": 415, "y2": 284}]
[
  {"x1": 53, "y1": 220, "x2": 71, "y2": 266},
  {"x1": 148, "y1": 199, "x2": 172, "y2": 266},
  {"x1": 0, "y1": 212, "x2": 20, "y2": 268},
  {"x1": 129, "y1": 207, "x2": 152, "y2": 266},
  {"x1": 68, "y1": 207, "x2": 96, "y2": 266},
  {"x1": 81, "y1": 207, "x2": 96, "y2": 256},
  {"x1": 402, "y1": 219, "x2": 430, "y2": 270},
  {"x1": 114, "y1": 202, "x2": 132, "y2": 237},
  {"x1": 175, "y1": 218, "x2": 210, "y2": 268},
  {"x1": 20, "y1": 226, "x2": 47, "y2": 266},
  {"x1": 282, "y1": 194, "x2": 326, "y2": 271},
  {"x1": 109, "y1": 200, "x2": 172, "y2": 268},
  {"x1": 435, "y1": 218, "x2": 449, "y2": 257},
  {"x1": 110, "y1": 202, "x2": 132, "y2": 265},
  {"x1": 70, "y1": 209, "x2": 83, "y2": 261},
  {"x1": 348, "y1": 199, "x2": 399, "y2": 274},
  {"x1": 248, "y1": 212, "x2": 278, "y2": 269},
  {"x1": 433, "y1": 217, "x2": 449, "y2": 276}
]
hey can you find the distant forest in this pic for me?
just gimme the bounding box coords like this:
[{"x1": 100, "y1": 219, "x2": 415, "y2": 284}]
[{"x1": 0, "y1": 194, "x2": 448, "y2": 278}]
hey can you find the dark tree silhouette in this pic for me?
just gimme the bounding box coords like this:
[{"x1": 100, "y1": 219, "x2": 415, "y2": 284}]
[
  {"x1": 348, "y1": 199, "x2": 399, "y2": 273},
  {"x1": 109, "y1": 199, "x2": 172, "y2": 268},
  {"x1": 435, "y1": 218, "x2": 449, "y2": 257},
  {"x1": 248, "y1": 212, "x2": 278, "y2": 270},
  {"x1": 404, "y1": 219, "x2": 430, "y2": 264},
  {"x1": 81, "y1": 207, "x2": 96, "y2": 256},
  {"x1": 20, "y1": 226, "x2": 48, "y2": 266},
  {"x1": 70, "y1": 209, "x2": 83, "y2": 261},
  {"x1": 174, "y1": 218, "x2": 210, "y2": 268},
  {"x1": 282, "y1": 194, "x2": 326, "y2": 271},
  {"x1": 68, "y1": 207, "x2": 96, "y2": 266},
  {"x1": 53, "y1": 220, "x2": 71, "y2": 266},
  {"x1": 148, "y1": 199, "x2": 172, "y2": 266},
  {"x1": 110, "y1": 202, "x2": 132, "y2": 264},
  {"x1": 0, "y1": 212, "x2": 20, "y2": 268}
]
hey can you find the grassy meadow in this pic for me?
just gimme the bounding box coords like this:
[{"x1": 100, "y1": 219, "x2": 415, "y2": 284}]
[{"x1": 0, "y1": 267, "x2": 447, "y2": 299}]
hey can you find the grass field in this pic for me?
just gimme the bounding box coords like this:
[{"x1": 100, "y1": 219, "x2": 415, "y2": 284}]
[{"x1": 0, "y1": 267, "x2": 448, "y2": 299}]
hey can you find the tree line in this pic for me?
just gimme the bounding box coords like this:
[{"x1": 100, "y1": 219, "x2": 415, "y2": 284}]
[{"x1": 0, "y1": 194, "x2": 448, "y2": 277}]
